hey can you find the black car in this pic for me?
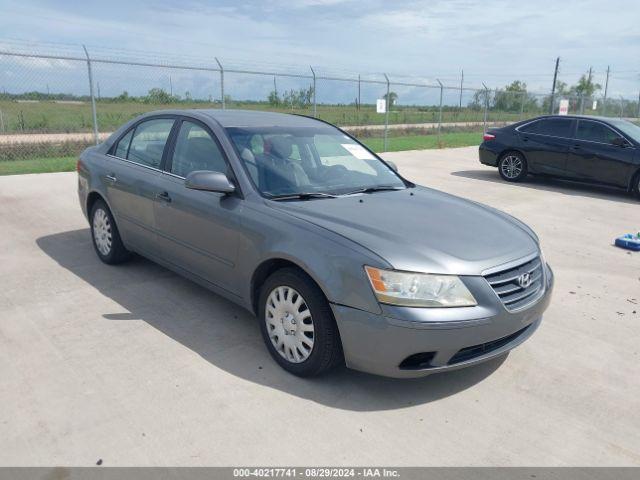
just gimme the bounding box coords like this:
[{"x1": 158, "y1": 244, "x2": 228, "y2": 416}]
[{"x1": 479, "y1": 115, "x2": 640, "y2": 197}]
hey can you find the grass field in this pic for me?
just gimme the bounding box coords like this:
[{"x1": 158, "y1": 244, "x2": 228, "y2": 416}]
[
  {"x1": 0, "y1": 156, "x2": 76, "y2": 175},
  {"x1": 0, "y1": 131, "x2": 482, "y2": 175},
  {"x1": 362, "y1": 131, "x2": 482, "y2": 152},
  {"x1": 0, "y1": 98, "x2": 529, "y2": 134}
]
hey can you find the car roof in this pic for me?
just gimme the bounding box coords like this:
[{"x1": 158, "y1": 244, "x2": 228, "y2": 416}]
[
  {"x1": 529, "y1": 114, "x2": 623, "y2": 122},
  {"x1": 139, "y1": 108, "x2": 328, "y2": 128}
]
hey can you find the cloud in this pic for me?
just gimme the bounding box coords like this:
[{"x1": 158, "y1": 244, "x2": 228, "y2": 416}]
[{"x1": 0, "y1": 0, "x2": 638, "y2": 96}]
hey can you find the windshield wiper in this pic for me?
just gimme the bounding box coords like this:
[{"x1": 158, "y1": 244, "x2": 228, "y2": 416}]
[
  {"x1": 268, "y1": 192, "x2": 339, "y2": 201},
  {"x1": 342, "y1": 185, "x2": 405, "y2": 196}
]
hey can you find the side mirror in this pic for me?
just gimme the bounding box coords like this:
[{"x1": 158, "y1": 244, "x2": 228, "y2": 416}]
[
  {"x1": 611, "y1": 137, "x2": 629, "y2": 147},
  {"x1": 185, "y1": 170, "x2": 235, "y2": 194},
  {"x1": 386, "y1": 160, "x2": 399, "y2": 172}
]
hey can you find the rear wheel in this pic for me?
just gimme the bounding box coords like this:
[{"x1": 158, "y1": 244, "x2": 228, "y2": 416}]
[
  {"x1": 498, "y1": 151, "x2": 528, "y2": 182},
  {"x1": 633, "y1": 171, "x2": 640, "y2": 199},
  {"x1": 90, "y1": 199, "x2": 130, "y2": 264},
  {"x1": 258, "y1": 268, "x2": 343, "y2": 377}
]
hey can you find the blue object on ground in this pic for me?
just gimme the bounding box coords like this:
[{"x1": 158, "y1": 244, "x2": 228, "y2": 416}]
[{"x1": 614, "y1": 233, "x2": 640, "y2": 251}]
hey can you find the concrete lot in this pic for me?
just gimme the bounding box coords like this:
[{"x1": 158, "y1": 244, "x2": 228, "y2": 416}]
[{"x1": 0, "y1": 146, "x2": 638, "y2": 466}]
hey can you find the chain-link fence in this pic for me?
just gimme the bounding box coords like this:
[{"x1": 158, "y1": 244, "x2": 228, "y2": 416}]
[{"x1": 1, "y1": 42, "x2": 639, "y2": 166}]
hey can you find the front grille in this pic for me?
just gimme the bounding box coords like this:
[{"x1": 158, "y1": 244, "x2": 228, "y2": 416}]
[
  {"x1": 448, "y1": 325, "x2": 530, "y2": 364},
  {"x1": 484, "y1": 256, "x2": 544, "y2": 311}
]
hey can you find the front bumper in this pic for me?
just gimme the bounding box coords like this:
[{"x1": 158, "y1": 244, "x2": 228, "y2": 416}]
[{"x1": 332, "y1": 264, "x2": 554, "y2": 378}]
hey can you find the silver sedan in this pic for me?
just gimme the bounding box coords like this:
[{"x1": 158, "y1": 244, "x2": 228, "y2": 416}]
[{"x1": 78, "y1": 109, "x2": 553, "y2": 378}]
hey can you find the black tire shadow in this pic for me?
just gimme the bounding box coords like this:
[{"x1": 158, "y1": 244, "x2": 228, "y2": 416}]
[
  {"x1": 452, "y1": 169, "x2": 638, "y2": 205},
  {"x1": 37, "y1": 229, "x2": 507, "y2": 412}
]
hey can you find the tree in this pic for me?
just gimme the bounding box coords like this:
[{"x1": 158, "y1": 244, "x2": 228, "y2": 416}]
[
  {"x1": 383, "y1": 91, "x2": 398, "y2": 106},
  {"x1": 268, "y1": 90, "x2": 281, "y2": 106},
  {"x1": 570, "y1": 74, "x2": 601, "y2": 98},
  {"x1": 145, "y1": 88, "x2": 178, "y2": 104},
  {"x1": 493, "y1": 80, "x2": 538, "y2": 112},
  {"x1": 280, "y1": 86, "x2": 314, "y2": 109}
]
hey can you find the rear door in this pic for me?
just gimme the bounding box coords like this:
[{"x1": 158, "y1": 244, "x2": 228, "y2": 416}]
[
  {"x1": 104, "y1": 117, "x2": 176, "y2": 255},
  {"x1": 516, "y1": 118, "x2": 574, "y2": 176},
  {"x1": 566, "y1": 119, "x2": 635, "y2": 187},
  {"x1": 153, "y1": 118, "x2": 243, "y2": 294}
]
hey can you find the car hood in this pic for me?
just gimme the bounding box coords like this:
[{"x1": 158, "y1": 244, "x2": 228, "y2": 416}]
[{"x1": 269, "y1": 187, "x2": 539, "y2": 275}]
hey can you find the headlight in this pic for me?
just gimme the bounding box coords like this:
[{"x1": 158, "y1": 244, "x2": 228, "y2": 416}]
[{"x1": 364, "y1": 266, "x2": 477, "y2": 308}]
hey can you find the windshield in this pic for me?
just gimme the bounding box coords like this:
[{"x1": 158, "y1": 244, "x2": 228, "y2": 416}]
[
  {"x1": 225, "y1": 125, "x2": 406, "y2": 197},
  {"x1": 608, "y1": 119, "x2": 640, "y2": 143}
]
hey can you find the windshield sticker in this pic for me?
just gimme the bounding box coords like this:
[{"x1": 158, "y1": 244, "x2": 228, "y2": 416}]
[{"x1": 341, "y1": 143, "x2": 374, "y2": 160}]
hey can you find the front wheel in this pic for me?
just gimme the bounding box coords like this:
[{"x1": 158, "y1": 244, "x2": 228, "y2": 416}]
[
  {"x1": 498, "y1": 151, "x2": 528, "y2": 182},
  {"x1": 90, "y1": 199, "x2": 130, "y2": 264},
  {"x1": 258, "y1": 268, "x2": 343, "y2": 377}
]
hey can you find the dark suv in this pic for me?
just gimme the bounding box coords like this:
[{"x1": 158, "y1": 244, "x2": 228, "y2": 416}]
[{"x1": 479, "y1": 115, "x2": 640, "y2": 197}]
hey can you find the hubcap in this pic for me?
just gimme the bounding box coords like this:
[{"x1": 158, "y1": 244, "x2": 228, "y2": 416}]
[
  {"x1": 265, "y1": 286, "x2": 314, "y2": 363},
  {"x1": 501, "y1": 155, "x2": 523, "y2": 179},
  {"x1": 93, "y1": 208, "x2": 112, "y2": 256}
]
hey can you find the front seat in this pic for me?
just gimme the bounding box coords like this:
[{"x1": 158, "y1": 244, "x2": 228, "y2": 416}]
[{"x1": 262, "y1": 136, "x2": 310, "y2": 193}]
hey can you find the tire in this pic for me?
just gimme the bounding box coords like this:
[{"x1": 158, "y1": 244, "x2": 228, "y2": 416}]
[
  {"x1": 90, "y1": 199, "x2": 130, "y2": 265},
  {"x1": 258, "y1": 268, "x2": 343, "y2": 377},
  {"x1": 633, "y1": 171, "x2": 640, "y2": 200},
  {"x1": 498, "y1": 151, "x2": 528, "y2": 182}
]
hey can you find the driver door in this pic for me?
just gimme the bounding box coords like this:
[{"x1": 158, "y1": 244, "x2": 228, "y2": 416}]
[{"x1": 153, "y1": 118, "x2": 243, "y2": 295}]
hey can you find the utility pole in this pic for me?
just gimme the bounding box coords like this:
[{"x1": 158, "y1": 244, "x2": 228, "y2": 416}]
[
  {"x1": 603, "y1": 65, "x2": 610, "y2": 115},
  {"x1": 459, "y1": 69, "x2": 464, "y2": 109},
  {"x1": 580, "y1": 66, "x2": 593, "y2": 114},
  {"x1": 309, "y1": 66, "x2": 317, "y2": 117},
  {"x1": 549, "y1": 57, "x2": 560, "y2": 114},
  {"x1": 383, "y1": 73, "x2": 390, "y2": 152}
]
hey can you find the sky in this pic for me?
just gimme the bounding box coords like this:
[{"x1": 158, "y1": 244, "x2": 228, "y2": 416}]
[{"x1": 0, "y1": 0, "x2": 639, "y2": 103}]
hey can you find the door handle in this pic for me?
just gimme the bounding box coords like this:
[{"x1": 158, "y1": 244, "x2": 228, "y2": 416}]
[
  {"x1": 156, "y1": 191, "x2": 172, "y2": 203},
  {"x1": 105, "y1": 173, "x2": 117, "y2": 183},
  {"x1": 571, "y1": 144, "x2": 582, "y2": 150}
]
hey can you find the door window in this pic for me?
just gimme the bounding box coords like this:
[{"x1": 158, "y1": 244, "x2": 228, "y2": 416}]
[
  {"x1": 127, "y1": 118, "x2": 175, "y2": 169},
  {"x1": 170, "y1": 121, "x2": 228, "y2": 177},
  {"x1": 519, "y1": 118, "x2": 573, "y2": 138},
  {"x1": 576, "y1": 120, "x2": 620, "y2": 144}
]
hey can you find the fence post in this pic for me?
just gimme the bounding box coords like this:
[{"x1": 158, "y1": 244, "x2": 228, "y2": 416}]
[
  {"x1": 436, "y1": 79, "x2": 443, "y2": 142},
  {"x1": 579, "y1": 95, "x2": 585, "y2": 114},
  {"x1": 637, "y1": 91, "x2": 640, "y2": 119},
  {"x1": 482, "y1": 83, "x2": 489, "y2": 133},
  {"x1": 82, "y1": 45, "x2": 99, "y2": 145},
  {"x1": 309, "y1": 66, "x2": 317, "y2": 117},
  {"x1": 619, "y1": 96, "x2": 624, "y2": 118},
  {"x1": 383, "y1": 73, "x2": 390, "y2": 152},
  {"x1": 215, "y1": 57, "x2": 225, "y2": 109},
  {"x1": 519, "y1": 91, "x2": 526, "y2": 120},
  {"x1": 0, "y1": 109, "x2": 4, "y2": 133}
]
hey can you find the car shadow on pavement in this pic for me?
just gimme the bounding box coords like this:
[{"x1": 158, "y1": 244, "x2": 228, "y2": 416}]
[
  {"x1": 451, "y1": 169, "x2": 638, "y2": 204},
  {"x1": 37, "y1": 228, "x2": 506, "y2": 412}
]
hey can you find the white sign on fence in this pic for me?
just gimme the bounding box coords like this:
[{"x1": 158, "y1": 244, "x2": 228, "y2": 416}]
[
  {"x1": 376, "y1": 99, "x2": 386, "y2": 114},
  {"x1": 592, "y1": 100, "x2": 598, "y2": 110},
  {"x1": 558, "y1": 99, "x2": 569, "y2": 115}
]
